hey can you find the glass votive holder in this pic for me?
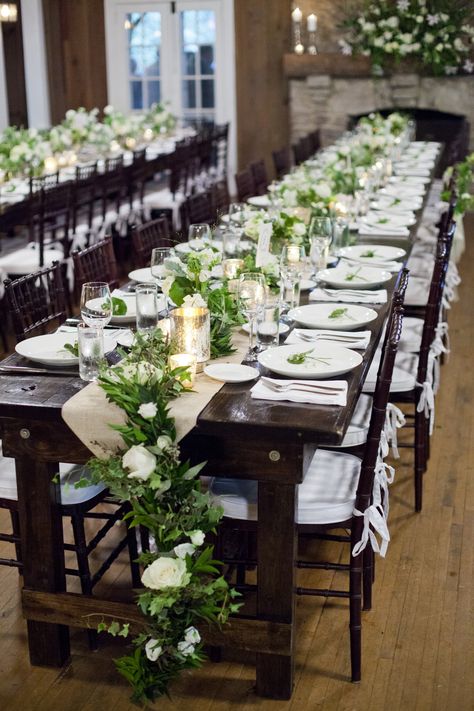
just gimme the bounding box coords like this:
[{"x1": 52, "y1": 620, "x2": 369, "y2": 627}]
[
  {"x1": 222, "y1": 230, "x2": 241, "y2": 258},
  {"x1": 136, "y1": 283, "x2": 159, "y2": 333},
  {"x1": 170, "y1": 306, "x2": 210, "y2": 371},
  {"x1": 77, "y1": 323, "x2": 104, "y2": 382},
  {"x1": 222, "y1": 258, "x2": 244, "y2": 280},
  {"x1": 256, "y1": 302, "x2": 280, "y2": 350},
  {"x1": 279, "y1": 275, "x2": 301, "y2": 312},
  {"x1": 168, "y1": 353, "x2": 197, "y2": 388}
]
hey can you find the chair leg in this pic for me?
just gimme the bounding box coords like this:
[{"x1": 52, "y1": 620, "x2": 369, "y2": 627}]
[
  {"x1": 139, "y1": 526, "x2": 150, "y2": 554},
  {"x1": 10, "y1": 509, "x2": 22, "y2": 567},
  {"x1": 70, "y1": 512, "x2": 98, "y2": 651},
  {"x1": 362, "y1": 547, "x2": 372, "y2": 611},
  {"x1": 349, "y1": 554, "x2": 362, "y2": 682},
  {"x1": 126, "y1": 523, "x2": 141, "y2": 588},
  {"x1": 414, "y1": 410, "x2": 425, "y2": 513}
]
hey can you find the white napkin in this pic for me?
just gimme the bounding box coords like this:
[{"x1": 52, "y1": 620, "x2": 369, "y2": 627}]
[
  {"x1": 358, "y1": 224, "x2": 410, "y2": 237},
  {"x1": 309, "y1": 288, "x2": 387, "y2": 304},
  {"x1": 285, "y1": 329, "x2": 371, "y2": 349},
  {"x1": 251, "y1": 378, "x2": 347, "y2": 406},
  {"x1": 362, "y1": 211, "x2": 415, "y2": 227},
  {"x1": 340, "y1": 258, "x2": 402, "y2": 273}
]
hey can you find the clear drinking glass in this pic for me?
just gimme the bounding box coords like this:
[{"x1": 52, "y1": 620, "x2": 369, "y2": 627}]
[
  {"x1": 136, "y1": 283, "x2": 159, "y2": 333},
  {"x1": 188, "y1": 223, "x2": 212, "y2": 243},
  {"x1": 308, "y1": 216, "x2": 332, "y2": 278},
  {"x1": 228, "y1": 202, "x2": 247, "y2": 229},
  {"x1": 150, "y1": 247, "x2": 171, "y2": 282},
  {"x1": 256, "y1": 302, "x2": 280, "y2": 351},
  {"x1": 80, "y1": 282, "x2": 112, "y2": 329},
  {"x1": 331, "y1": 217, "x2": 350, "y2": 256},
  {"x1": 77, "y1": 323, "x2": 104, "y2": 382},
  {"x1": 280, "y1": 243, "x2": 305, "y2": 312},
  {"x1": 238, "y1": 272, "x2": 266, "y2": 362},
  {"x1": 222, "y1": 230, "x2": 241, "y2": 258}
]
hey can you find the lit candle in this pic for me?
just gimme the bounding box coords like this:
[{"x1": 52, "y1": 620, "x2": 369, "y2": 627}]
[
  {"x1": 125, "y1": 136, "x2": 136, "y2": 149},
  {"x1": 307, "y1": 13, "x2": 317, "y2": 32},
  {"x1": 44, "y1": 156, "x2": 58, "y2": 173},
  {"x1": 287, "y1": 244, "x2": 301, "y2": 264},
  {"x1": 171, "y1": 306, "x2": 211, "y2": 371},
  {"x1": 168, "y1": 353, "x2": 197, "y2": 388},
  {"x1": 292, "y1": 7, "x2": 303, "y2": 23},
  {"x1": 222, "y1": 258, "x2": 244, "y2": 280},
  {"x1": 110, "y1": 140, "x2": 120, "y2": 153},
  {"x1": 143, "y1": 128, "x2": 153, "y2": 141},
  {"x1": 57, "y1": 154, "x2": 67, "y2": 168},
  {"x1": 294, "y1": 43, "x2": 304, "y2": 55}
]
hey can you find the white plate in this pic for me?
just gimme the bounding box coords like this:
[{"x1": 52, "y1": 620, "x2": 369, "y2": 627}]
[
  {"x1": 257, "y1": 343, "x2": 362, "y2": 379},
  {"x1": 287, "y1": 303, "x2": 378, "y2": 330},
  {"x1": 128, "y1": 267, "x2": 157, "y2": 283},
  {"x1": 15, "y1": 332, "x2": 115, "y2": 367},
  {"x1": 318, "y1": 265, "x2": 392, "y2": 289},
  {"x1": 204, "y1": 363, "x2": 259, "y2": 383},
  {"x1": 338, "y1": 245, "x2": 405, "y2": 262},
  {"x1": 241, "y1": 322, "x2": 290, "y2": 335},
  {"x1": 110, "y1": 293, "x2": 137, "y2": 323},
  {"x1": 247, "y1": 195, "x2": 270, "y2": 207},
  {"x1": 362, "y1": 212, "x2": 415, "y2": 228}
]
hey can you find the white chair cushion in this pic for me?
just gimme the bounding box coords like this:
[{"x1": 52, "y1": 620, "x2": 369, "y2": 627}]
[
  {"x1": 0, "y1": 456, "x2": 106, "y2": 505},
  {"x1": 210, "y1": 449, "x2": 361, "y2": 526},
  {"x1": 405, "y1": 276, "x2": 430, "y2": 307},
  {"x1": 363, "y1": 350, "x2": 417, "y2": 393},
  {"x1": 399, "y1": 316, "x2": 424, "y2": 352},
  {"x1": 0, "y1": 245, "x2": 64, "y2": 276},
  {"x1": 332, "y1": 393, "x2": 372, "y2": 448},
  {"x1": 143, "y1": 188, "x2": 185, "y2": 209},
  {"x1": 406, "y1": 254, "x2": 434, "y2": 279}
]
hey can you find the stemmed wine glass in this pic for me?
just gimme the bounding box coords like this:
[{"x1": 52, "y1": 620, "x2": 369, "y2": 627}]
[
  {"x1": 188, "y1": 223, "x2": 212, "y2": 245},
  {"x1": 151, "y1": 247, "x2": 171, "y2": 282},
  {"x1": 80, "y1": 282, "x2": 112, "y2": 329},
  {"x1": 238, "y1": 272, "x2": 266, "y2": 362}
]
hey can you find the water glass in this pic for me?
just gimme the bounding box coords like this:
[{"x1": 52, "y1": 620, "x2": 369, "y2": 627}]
[
  {"x1": 279, "y1": 274, "x2": 301, "y2": 312},
  {"x1": 256, "y1": 302, "x2": 280, "y2": 350},
  {"x1": 136, "y1": 283, "x2": 159, "y2": 333},
  {"x1": 77, "y1": 323, "x2": 104, "y2": 382},
  {"x1": 222, "y1": 230, "x2": 241, "y2": 258},
  {"x1": 331, "y1": 217, "x2": 350, "y2": 256},
  {"x1": 188, "y1": 223, "x2": 211, "y2": 243},
  {"x1": 238, "y1": 273, "x2": 266, "y2": 362},
  {"x1": 228, "y1": 202, "x2": 247, "y2": 228},
  {"x1": 150, "y1": 247, "x2": 171, "y2": 282},
  {"x1": 80, "y1": 282, "x2": 112, "y2": 329},
  {"x1": 280, "y1": 243, "x2": 306, "y2": 280}
]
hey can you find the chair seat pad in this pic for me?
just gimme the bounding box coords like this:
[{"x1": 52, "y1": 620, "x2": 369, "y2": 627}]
[
  {"x1": 143, "y1": 188, "x2": 185, "y2": 209},
  {"x1": 363, "y1": 351, "x2": 417, "y2": 393},
  {"x1": 334, "y1": 393, "x2": 373, "y2": 448},
  {"x1": 406, "y1": 255, "x2": 434, "y2": 279},
  {"x1": 399, "y1": 316, "x2": 424, "y2": 352},
  {"x1": 405, "y1": 276, "x2": 430, "y2": 307},
  {"x1": 0, "y1": 457, "x2": 106, "y2": 505},
  {"x1": 210, "y1": 449, "x2": 361, "y2": 526},
  {"x1": 0, "y1": 246, "x2": 64, "y2": 275}
]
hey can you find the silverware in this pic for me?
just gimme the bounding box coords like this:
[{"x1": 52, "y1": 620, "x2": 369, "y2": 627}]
[
  {"x1": 295, "y1": 331, "x2": 363, "y2": 343},
  {"x1": 320, "y1": 288, "x2": 377, "y2": 298},
  {"x1": 0, "y1": 366, "x2": 78, "y2": 376},
  {"x1": 260, "y1": 376, "x2": 344, "y2": 394}
]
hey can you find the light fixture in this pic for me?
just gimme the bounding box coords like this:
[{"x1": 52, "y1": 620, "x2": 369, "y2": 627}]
[{"x1": 0, "y1": 3, "x2": 17, "y2": 22}]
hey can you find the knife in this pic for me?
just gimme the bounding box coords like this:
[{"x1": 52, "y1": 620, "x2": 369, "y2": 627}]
[{"x1": 0, "y1": 365, "x2": 79, "y2": 376}]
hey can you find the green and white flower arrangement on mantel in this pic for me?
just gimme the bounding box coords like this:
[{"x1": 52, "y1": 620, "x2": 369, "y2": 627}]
[
  {"x1": 340, "y1": 0, "x2": 474, "y2": 77},
  {"x1": 74, "y1": 329, "x2": 241, "y2": 703}
]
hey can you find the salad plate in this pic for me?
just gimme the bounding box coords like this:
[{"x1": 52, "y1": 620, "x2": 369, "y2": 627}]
[
  {"x1": 287, "y1": 303, "x2": 378, "y2": 330},
  {"x1": 257, "y1": 343, "x2": 362, "y2": 379},
  {"x1": 338, "y1": 245, "x2": 405, "y2": 262},
  {"x1": 204, "y1": 363, "x2": 259, "y2": 383},
  {"x1": 317, "y1": 264, "x2": 392, "y2": 289},
  {"x1": 15, "y1": 332, "x2": 115, "y2": 367}
]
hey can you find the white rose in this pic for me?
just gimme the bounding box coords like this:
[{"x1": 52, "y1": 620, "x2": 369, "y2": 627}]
[
  {"x1": 120, "y1": 361, "x2": 162, "y2": 384},
  {"x1": 103, "y1": 104, "x2": 114, "y2": 115},
  {"x1": 145, "y1": 638, "x2": 162, "y2": 662},
  {"x1": 386, "y1": 16, "x2": 399, "y2": 28},
  {"x1": 161, "y1": 275, "x2": 174, "y2": 296},
  {"x1": 184, "y1": 626, "x2": 201, "y2": 644},
  {"x1": 174, "y1": 543, "x2": 195, "y2": 558},
  {"x1": 293, "y1": 222, "x2": 306, "y2": 236},
  {"x1": 122, "y1": 445, "x2": 156, "y2": 481},
  {"x1": 182, "y1": 293, "x2": 207, "y2": 308},
  {"x1": 282, "y1": 188, "x2": 297, "y2": 207},
  {"x1": 315, "y1": 183, "x2": 331, "y2": 199},
  {"x1": 138, "y1": 402, "x2": 157, "y2": 419},
  {"x1": 177, "y1": 640, "x2": 195, "y2": 656},
  {"x1": 156, "y1": 434, "x2": 173, "y2": 451},
  {"x1": 141, "y1": 556, "x2": 190, "y2": 590},
  {"x1": 198, "y1": 269, "x2": 211, "y2": 283},
  {"x1": 189, "y1": 530, "x2": 205, "y2": 546}
]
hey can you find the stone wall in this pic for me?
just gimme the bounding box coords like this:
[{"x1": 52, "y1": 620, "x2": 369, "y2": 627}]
[{"x1": 289, "y1": 74, "x2": 474, "y2": 148}]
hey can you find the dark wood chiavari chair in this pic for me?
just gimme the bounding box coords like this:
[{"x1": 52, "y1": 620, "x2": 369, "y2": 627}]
[
  {"x1": 249, "y1": 159, "x2": 269, "y2": 195},
  {"x1": 211, "y1": 178, "x2": 230, "y2": 216},
  {"x1": 71, "y1": 235, "x2": 119, "y2": 298},
  {"x1": 210, "y1": 272, "x2": 408, "y2": 683},
  {"x1": 235, "y1": 168, "x2": 256, "y2": 202},
  {"x1": 212, "y1": 122, "x2": 229, "y2": 177},
  {"x1": 71, "y1": 162, "x2": 99, "y2": 236},
  {"x1": 272, "y1": 146, "x2": 291, "y2": 179},
  {"x1": 180, "y1": 190, "x2": 215, "y2": 238},
  {"x1": 131, "y1": 217, "x2": 172, "y2": 268},
  {"x1": 98, "y1": 155, "x2": 125, "y2": 222}
]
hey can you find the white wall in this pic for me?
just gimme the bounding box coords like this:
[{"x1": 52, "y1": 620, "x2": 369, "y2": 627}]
[
  {"x1": 21, "y1": 0, "x2": 50, "y2": 127},
  {"x1": 0, "y1": 28, "x2": 9, "y2": 129}
]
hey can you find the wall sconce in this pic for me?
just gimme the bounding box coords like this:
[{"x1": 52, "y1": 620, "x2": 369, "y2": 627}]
[{"x1": 0, "y1": 3, "x2": 17, "y2": 22}]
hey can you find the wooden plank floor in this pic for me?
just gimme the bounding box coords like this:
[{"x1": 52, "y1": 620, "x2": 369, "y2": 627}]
[{"x1": 1, "y1": 217, "x2": 473, "y2": 711}]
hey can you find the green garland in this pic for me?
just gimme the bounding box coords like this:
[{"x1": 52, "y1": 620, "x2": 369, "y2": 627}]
[
  {"x1": 442, "y1": 152, "x2": 474, "y2": 214},
  {"x1": 76, "y1": 330, "x2": 240, "y2": 702}
]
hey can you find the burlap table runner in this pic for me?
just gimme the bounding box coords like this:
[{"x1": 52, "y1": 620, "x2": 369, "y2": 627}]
[{"x1": 61, "y1": 329, "x2": 250, "y2": 459}]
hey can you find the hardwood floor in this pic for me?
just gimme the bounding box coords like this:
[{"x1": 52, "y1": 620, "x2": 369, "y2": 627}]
[{"x1": 1, "y1": 216, "x2": 473, "y2": 710}]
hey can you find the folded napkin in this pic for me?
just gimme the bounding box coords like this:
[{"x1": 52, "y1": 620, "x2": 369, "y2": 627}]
[
  {"x1": 358, "y1": 224, "x2": 410, "y2": 237},
  {"x1": 285, "y1": 329, "x2": 371, "y2": 349},
  {"x1": 363, "y1": 211, "x2": 415, "y2": 227},
  {"x1": 309, "y1": 287, "x2": 387, "y2": 304},
  {"x1": 340, "y1": 258, "x2": 402, "y2": 273},
  {"x1": 251, "y1": 378, "x2": 347, "y2": 406}
]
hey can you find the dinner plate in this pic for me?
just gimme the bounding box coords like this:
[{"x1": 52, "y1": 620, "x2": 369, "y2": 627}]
[
  {"x1": 257, "y1": 343, "x2": 362, "y2": 379},
  {"x1": 128, "y1": 267, "x2": 158, "y2": 283},
  {"x1": 287, "y1": 303, "x2": 378, "y2": 330},
  {"x1": 318, "y1": 265, "x2": 392, "y2": 289},
  {"x1": 247, "y1": 195, "x2": 271, "y2": 207},
  {"x1": 338, "y1": 245, "x2": 405, "y2": 262},
  {"x1": 204, "y1": 363, "x2": 259, "y2": 383},
  {"x1": 362, "y1": 212, "x2": 415, "y2": 228},
  {"x1": 241, "y1": 322, "x2": 290, "y2": 335},
  {"x1": 15, "y1": 332, "x2": 115, "y2": 367},
  {"x1": 110, "y1": 293, "x2": 137, "y2": 323}
]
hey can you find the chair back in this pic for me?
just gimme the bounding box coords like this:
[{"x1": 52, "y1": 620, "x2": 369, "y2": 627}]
[
  {"x1": 72, "y1": 236, "x2": 119, "y2": 297},
  {"x1": 235, "y1": 168, "x2": 256, "y2": 202},
  {"x1": 132, "y1": 217, "x2": 172, "y2": 267},
  {"x1": 212, "y1": 123, "x2": 229, "y2": 176},
  {"x1": 250, "y1": 160, "x2": 268, "y2": 195},
  {"x1": 29, "y1": 172, "x2": 59, "y2": 194},
  {"x1": 211, "y1": 179, "x2": 230, "y2": 215},
  {"x1": 272, "y1": 147, "x2": 290, "y2": 179},
  {"x1": 292, "y1": 139, "x2": 306, "y2": 166},
  {"x1": 72, "y1": 162, "x2": 98, "y2": 233},
  {"x1": 180, "y1": 190, "x2": 214, "y2": 237},
  {"x1": 4, "y1": 261, "x2": 67, "y2": 342},
  {"x1": 308, "y1": 129, "x2": 321, "y2": 154},
  {"x1": 100, "y1": 155, "x2": 125, "y2": 217}
]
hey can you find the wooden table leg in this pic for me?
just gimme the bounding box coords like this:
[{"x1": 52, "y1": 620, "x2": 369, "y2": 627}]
[
  {"x1": 16, "y1": 456, "x2": 70, "y2": 667},
  {"x1": 256, "y1": 481, "x2": 297, "y2": 699}
]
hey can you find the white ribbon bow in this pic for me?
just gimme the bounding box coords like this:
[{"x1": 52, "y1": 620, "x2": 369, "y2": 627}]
[
  {"x1": 372, "y1": 455, "x2": 395, "y2": 518},
  {"x1": 384, "y1": 403, "x2": 406, "y2": 459},
  {"x1": 416, "y1": 377, "x2": 435, "y2": 435},
  {"x1": 352, "y1": 504, "x2": 390, "y2": 558}
]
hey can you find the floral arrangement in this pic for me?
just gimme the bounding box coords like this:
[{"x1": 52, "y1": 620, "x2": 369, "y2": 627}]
[
  {"x1": 340, "y1": 0, "x2": 474, "y2": 76},
  {"x1": 0, "y1": 126, "x2": 53, "y2": 180},
  {"x1": 442, "y1": 152, "x2": 474, "y2": 214},
  {"x1": 76, "y1": 329, "x2": 240, "y2": 702},
  {"x1": 161, "y1": 250, "x2": 243, "y2": 358}
]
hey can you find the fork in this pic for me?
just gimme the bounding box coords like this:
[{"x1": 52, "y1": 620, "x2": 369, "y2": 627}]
[
  {"x1": 260, "y1": 377, "x2": 344, "y2": 394},
  {"x1": 296, "y1": 331, "x2": 362, "y2": 343},
  {"x1": 320, "y1": 287, "x2": 376, "y2": 297}
]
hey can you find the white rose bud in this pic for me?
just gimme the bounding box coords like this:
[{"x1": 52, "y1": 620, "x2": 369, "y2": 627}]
[
  {"x1": 174, "y1": 542, "x2": 195, "y2": 559},
  {"x1": 145, "y1": 638, "x2": 162, "y2": 662},
  {"x1": 189, "y1": 530, "x2": 205, "y2": 546},
  {"x1": 138, "y1": 402, "x2": 157, "y2": 419},
  {"x1": 156, "y1": 434, "x2": 173, "y2": 451},
  {"x1": 122, "y1": 445, "x2": 156, "y2": 481},
  {"x1": 177, "y1": 640, "x2": 195, "y2": 656},
  {"x1": 184, "y1": 626, "x2": 201, "y2": 644},
  {"x1": 141, "y1": 556, "x2": 190, "y2": 590}
]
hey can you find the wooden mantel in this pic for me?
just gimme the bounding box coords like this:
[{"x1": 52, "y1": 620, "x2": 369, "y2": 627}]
[{"x1": 284, "y1": 52, "x2": 372, "y2": 78}]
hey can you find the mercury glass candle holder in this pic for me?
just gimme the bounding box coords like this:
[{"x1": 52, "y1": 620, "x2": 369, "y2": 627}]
[{"x1": 170, "y1": 307, "x2": 210, "y2": 371}]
